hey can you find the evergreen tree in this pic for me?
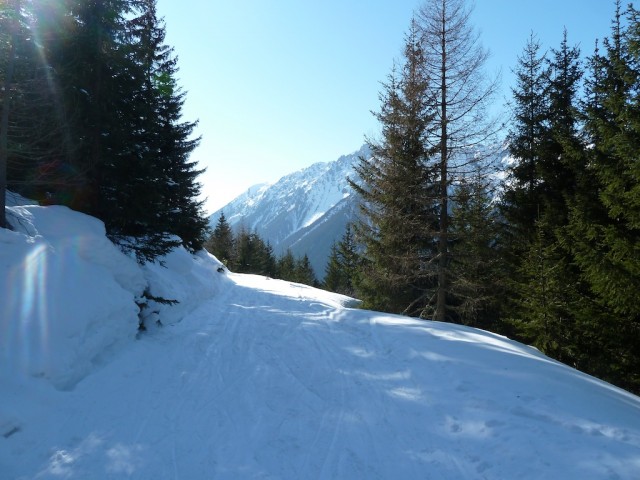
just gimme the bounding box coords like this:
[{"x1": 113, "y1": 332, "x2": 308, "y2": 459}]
[
  {"x1": 294, "y1": 254, "x2": 318, "y2": 287},
  {"x1": 502, "y1": 29, "x2": 586, "y2": 364},
  {"x1": 0, "y1": 0, "x2": 20, "y2": 228},
  {"x1": 323, "y1": 224, "x2": 359, "y2": 296},
  {"x1": 448, "y1": 172, "x2": 502, "y2": 330},
  {"x1": 351, "y1": 18, "x2": 439, "y2": 316},
  {"x1": 1, "y1": 0, "x2": 208, "y2": 260},
  {"x1": 261, "y1": 241, "x2": 277, "y2": 278},
  {"x1": 229, "y1": 228, "x2": 276, "y2": 276},
  {"x1": 1, "y1": 0, "x2": 70, "y2": 223},
  {"x1": 502, "y1": 32, "x2": 550, "y2": 240},
  {"x1": 131, "y1": 0, "x2": 209, "y2": 252},
  {"x1": 276, "y1": 249, "x2": 297, "y2": 281},
  {"x1": 233, "y1": 227, "x2": 257, "y2": 273},
  {"x1": 323, "y1": 243, "x2": 345, "y2": 293},
  {"x1": 205, "y1": 212, "x2": 234, "y2": 265},
  {"x1": 565, "y1": 1, "x2": 640, "y2": 391}
]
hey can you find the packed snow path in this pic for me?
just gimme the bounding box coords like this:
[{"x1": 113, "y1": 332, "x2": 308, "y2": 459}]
[{"x1": 3, "y1": 273, "x2": 640, "y2": 479}]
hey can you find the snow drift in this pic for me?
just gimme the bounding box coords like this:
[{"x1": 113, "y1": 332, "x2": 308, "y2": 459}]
[{"x1": 1, "y1": 195, "x2": 225, "y2": 391}]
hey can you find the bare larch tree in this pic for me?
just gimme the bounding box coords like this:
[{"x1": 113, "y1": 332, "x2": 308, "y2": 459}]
[{"x1": 417, "y1": 0, "x2": 499, "y2": 321}]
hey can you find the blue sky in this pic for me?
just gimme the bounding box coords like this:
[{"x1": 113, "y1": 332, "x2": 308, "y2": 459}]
[{"x1": 156, "y1": 0, "x2": 615, "y2": 214}]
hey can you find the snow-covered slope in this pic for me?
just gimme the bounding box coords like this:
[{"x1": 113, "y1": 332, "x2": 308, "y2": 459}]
[
  {"x1": 2, "y1": 199, "x2": 640, "y2": 479},
  {"x1": 210, "y1": 145, "x2": 369, "y2": 274},
  {"x1": 1, "y1": 194, "x2": 226, "y2": 391}
]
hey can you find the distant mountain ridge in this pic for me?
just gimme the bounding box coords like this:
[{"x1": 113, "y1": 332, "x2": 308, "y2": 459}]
[{"x1": 210, "y1": 145, "x2": 370, "y2": 277}]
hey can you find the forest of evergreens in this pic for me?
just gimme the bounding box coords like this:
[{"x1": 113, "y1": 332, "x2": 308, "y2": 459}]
[
  {"x1": 0, "y1": 0, "x2": 208, "y2": 261},
  {"x1": 206, "y1": 212, "x2": 319, "y2": 287},
  {"x1": 1, "y1": 0, "x2": 639, "y2": 394},
  {"x1": 324, "y1": 0, "x2": 640, "y2": 394}
]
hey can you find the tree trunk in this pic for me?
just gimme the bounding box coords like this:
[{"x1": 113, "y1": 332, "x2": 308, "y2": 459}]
[
  {"x1": 0, "y1": 0, "x2": 19, "y2": 229},
  {"x1": 436, "y1": 2, "x2": 448, "y2": 322}
]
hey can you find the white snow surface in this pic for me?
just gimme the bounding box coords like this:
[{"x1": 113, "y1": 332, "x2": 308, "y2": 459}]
[{"x1": 2, "y1": 199, "x2": 640, "y2": 479}]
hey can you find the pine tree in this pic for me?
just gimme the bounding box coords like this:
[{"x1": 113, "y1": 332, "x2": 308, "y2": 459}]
[
  {"x1": 502, "y1": 32, "x2": 550, "y2": 240},
  {"x1": 205, "y1": 212, "x2": 234, "y2": 265},
  {"x1": 2, "y1": 0, "x2": 208, "y2": 260},
  {"x1": 294, "y1": 254, "x2": 318, "y2": 287},
  {"x1": 132, "y1": 0, "x2": 209, "y2": 252},
  {"x1": 323, "y1": 243, "x2": 345, "y2": 292},
  {"x1": 276, "y1": 249, "x2": 297, "y2": 281},
  {"x1": 233, "y1": 227, "x2": 256, "y2": 273},
  {"x1": 351, "y1": 18, "x2": 439, "y2": 316},
  {"x1": 565, "y1": 1, "x2": 640, "y2": 391},
  {"x1": 570, "y1": 1, "x2": 640, "y2": 314},
  {"x1": 3, "y1": 1, "x2": 90, "y2": 207},
  {"x1": 541, "y1": 29, "x2": 584, "y2": 227},
  {"x1": 448, "y1": 171, "x2": 502, "y2": 329},
  {"x1": 502, "y1": 29, "x2": 587, "y2": 363},
  {"x1": 323, "y1": 224, "x2": 359, "y2": 296},
  {"x1": 261, "y1": 241, "x2": 277, "y2": 278}
]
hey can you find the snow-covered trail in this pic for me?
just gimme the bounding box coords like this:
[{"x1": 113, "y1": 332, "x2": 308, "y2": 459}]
[{"x1": 4, "y1": 273, "x2": 640, "y2": 479}]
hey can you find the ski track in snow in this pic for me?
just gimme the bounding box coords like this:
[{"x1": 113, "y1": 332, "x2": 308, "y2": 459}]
[{"x1": 3, "y1": 273, "x2": 640, "y2": 479}]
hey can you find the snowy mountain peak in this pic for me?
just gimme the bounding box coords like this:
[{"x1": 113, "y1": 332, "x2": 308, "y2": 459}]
[{"x1": 209, "y1": 145, "x2": 370, "y2": 274}]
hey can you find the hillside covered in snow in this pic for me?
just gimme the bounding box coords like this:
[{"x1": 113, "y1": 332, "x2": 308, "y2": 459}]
[{"x1": 2, "y1": 197, "x2": 640, "y2": 479}]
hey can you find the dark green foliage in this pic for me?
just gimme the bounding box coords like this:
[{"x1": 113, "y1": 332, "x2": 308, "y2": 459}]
[
  {"x1": 501, "y1": 28, "x2": 586, "y2": 352},
  {"x1": 350, "y1": 19, "x2": 439, "y2": 316},
  {"x1": 205, "y1": 212, "x2": 235, "y2": 265},
  {"x1": 448, "y1": 173, "x2": 502, "y2": 330},
  {"x1": 203, "y1": 223, "x2": 317, "y2": 287},
  {"x1": 292, "y1": 254, "x2": 318, "y2": 287},
  {"x1": 1, "y1": 0, "x2": 209, "y2": 262},
  {"x1": 502, "y1": 32, "x2": 551, "y2": 240},
  {"x1": 571, "y1": 2, "x2": 640, "y2": 318},
  {"x1": 562, "y1": 1, "x2": 640, "y2": 392},
  {"x1": 323, "y1": 224, "x2": 359, "y2": 296},
  {"x1": 232, "y1": 227, "x2": 272, "y2": 275},
  {"x1": 275, "y1": 249, "x2": 319, "y2": 286},
  {"x1": 1, "y1": 0, "x2": 73, "y2": 226},
  {"x1": 499, "y1": 1, "x2": 640, "y2": 394},
  {"x1": 276, "y1": 249, "x2": 297, "y2": 281},
  {"x1": 0, "y1": 0, "x2": 18, "y2": 229}
]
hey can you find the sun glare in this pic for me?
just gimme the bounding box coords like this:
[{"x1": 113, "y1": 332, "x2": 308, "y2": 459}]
[{"x1": 7, "y1": 242, "x2": 50, "y2": 376}]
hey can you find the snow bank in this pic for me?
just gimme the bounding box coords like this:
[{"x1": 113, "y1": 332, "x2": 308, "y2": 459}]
[
  {"x1": 1, "y1": 196, "x2": 224, "y2": 390},
  {"x1": 141, "y1": 248, "x2": 228, "y2": 326}
]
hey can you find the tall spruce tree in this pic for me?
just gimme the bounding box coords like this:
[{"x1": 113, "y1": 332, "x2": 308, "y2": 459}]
[
  {"x1": 205, "y1": 212, "x2": 234, "y2": 265},
  {"x1": 502, "y1": 29, "x2": 587, "y2": 365},
  {"x1": 575, "y1": 2, "x2": 640, "y2": 316},
  {"x1": 323, "y1": 224, "x2": 359, "y2": 296},
  {"x1": 502, "y1": 32, "x2": 550, "y2": 240},
  {"x1": 131, "y1": 0, "x2": 208, "y2": 252},
  {"x1": 2, "y1": 0, "x2": 83, "y2": 215},
  {"x1": 294, "y1": 254, "x2": 318, "y2": 287},
  {"x1": 2, "y1": 0, "x2": 208, "y2": 260},
  {"x1": 351, "y1": 18, "x2": 439, "y2": 316},
  {"x1": 276, "y1": 249, "x2": 297, "y2": 281},
  {"x1": 565, "y1": 1, "x2": 640, "y2": 391},
  {"x1": 417, "y1": 0, "x2": 499, "y2": 321},
  {"x1": 448, "y1": 171, "x2": 502, "y2": 329}
]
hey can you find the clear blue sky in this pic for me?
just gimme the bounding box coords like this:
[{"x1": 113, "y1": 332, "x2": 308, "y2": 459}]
[{"x1": 156, "y1": 0, "x2": 615, "y2": 214}]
